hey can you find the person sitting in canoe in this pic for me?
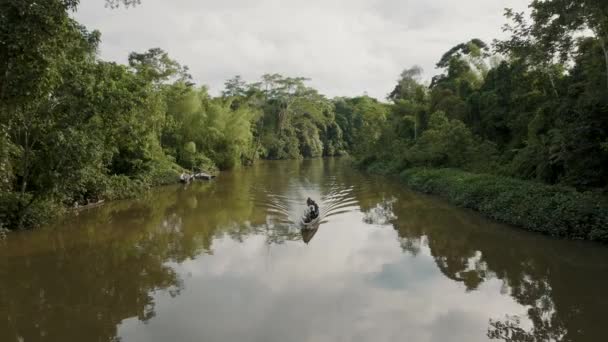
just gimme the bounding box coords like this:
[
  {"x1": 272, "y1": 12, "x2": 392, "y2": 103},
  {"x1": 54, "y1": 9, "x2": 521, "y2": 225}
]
[{"x1": 304, "y1": 197, "x2": 319, "y2": 223}]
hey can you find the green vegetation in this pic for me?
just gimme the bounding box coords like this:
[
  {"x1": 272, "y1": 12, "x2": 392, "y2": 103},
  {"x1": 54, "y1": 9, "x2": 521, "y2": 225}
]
[
  {"x1": 348, "y1": 2, "x2": 608, "y2": 240},
  {"x1": 401, "y1": 168, "x2": 608, "y2": 242},
  {"x1": 1, "y1": 0, "x2": 607, "y2": 238},
  {"x1": 0, "y1": 0, "x2": 353, "y2": 230}
]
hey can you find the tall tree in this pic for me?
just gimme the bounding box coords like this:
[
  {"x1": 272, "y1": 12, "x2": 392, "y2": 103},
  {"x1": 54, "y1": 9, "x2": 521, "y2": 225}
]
[
  {"x1": 529, "y1": 0, "x2": 608, "y2": 90},
  {"x1": 387, "y1": 66, "x2": 426, "y2": 103},
  {"x1": 105, "y1": 0, "x2": 141, "y2": 8},
  {"x1": 223, "y1": 75, "x2": 247, "y2": 98},
  {"x1": 128, "y1": 48, "x2": 191, "y2": 84},
  {"x1": 495, "y1": 9, "x2": 565, "y2": 97}
]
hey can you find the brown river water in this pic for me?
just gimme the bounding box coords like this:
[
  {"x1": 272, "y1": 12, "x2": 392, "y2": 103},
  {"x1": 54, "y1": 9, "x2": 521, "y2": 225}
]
[{"x1": 1, "y1": 158, "x2": 607, "y2": 342}]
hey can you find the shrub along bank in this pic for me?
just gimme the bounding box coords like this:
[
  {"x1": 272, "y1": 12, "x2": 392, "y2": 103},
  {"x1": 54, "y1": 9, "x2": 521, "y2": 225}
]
[
  {"x1": 0, "y1": 162, "x2": 185, "y2": 231},
  {"x1": 400, "y1": 168, "x2": 608, "y2": 243}
]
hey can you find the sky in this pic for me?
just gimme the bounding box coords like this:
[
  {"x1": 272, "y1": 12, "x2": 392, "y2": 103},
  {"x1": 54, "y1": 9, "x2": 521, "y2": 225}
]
[{"x1": 75, "y1": 0, "x2": 531, "y2": 99}]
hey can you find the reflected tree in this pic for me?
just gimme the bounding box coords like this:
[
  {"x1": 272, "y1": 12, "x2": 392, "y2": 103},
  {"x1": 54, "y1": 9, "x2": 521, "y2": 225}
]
[
  {"x1": 384, "y1": 188, "x2": 607, "y2": 342},
  {"x1": 488, "y1": 312, "x2": 567, "y2": 342}
]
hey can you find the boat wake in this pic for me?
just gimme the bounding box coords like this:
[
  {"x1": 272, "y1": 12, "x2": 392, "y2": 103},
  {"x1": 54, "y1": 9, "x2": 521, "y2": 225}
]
[{"x1": 255, "y1": 179, "x2": 360, "y2": 229}]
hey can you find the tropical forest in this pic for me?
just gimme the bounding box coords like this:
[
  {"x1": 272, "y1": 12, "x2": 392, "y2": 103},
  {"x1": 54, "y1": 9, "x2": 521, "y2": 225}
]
[{"x1": 1, "y1": 1, "x2": 608, "y2": 341}]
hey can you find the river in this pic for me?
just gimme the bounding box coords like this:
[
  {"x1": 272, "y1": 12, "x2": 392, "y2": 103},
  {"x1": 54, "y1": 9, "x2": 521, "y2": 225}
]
[{"x1": 1, "y1": 158, "x2": 607, "y2": 342}]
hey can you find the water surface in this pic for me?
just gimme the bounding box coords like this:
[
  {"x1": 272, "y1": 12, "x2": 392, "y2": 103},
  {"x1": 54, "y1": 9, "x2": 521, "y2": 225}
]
[{"x1": 1, "y1": 159, "x2": 607, "y2": 342}]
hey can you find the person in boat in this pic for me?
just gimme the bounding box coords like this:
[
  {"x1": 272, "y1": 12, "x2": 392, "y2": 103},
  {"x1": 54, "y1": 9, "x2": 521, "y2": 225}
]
[{"x1": 305, "y1": 197, "x2": 319, "y2": 222}]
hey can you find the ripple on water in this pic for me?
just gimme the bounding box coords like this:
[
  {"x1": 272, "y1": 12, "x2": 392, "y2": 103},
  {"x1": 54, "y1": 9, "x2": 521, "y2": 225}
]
[
  {"x1": 254, "y1": 179, "x2": 361, "y2": 227},
  {"x1": 252, "y1": 177, "x2": 376, "y2": 227}
]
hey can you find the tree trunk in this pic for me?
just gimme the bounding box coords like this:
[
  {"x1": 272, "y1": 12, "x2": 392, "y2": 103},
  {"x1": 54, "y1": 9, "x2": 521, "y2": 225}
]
[
  {"x1": 545, "y1": 66, "x2": 559, "y2": 98},
  {"x1": 16, "y1": 195, "x2": 37, "y2": 230},
  {"x1": 277, "y1": 109, "x2": 286, "y2": 132}
]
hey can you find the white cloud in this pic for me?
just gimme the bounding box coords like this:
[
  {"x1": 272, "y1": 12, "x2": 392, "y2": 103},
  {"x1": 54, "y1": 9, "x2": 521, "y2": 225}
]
[{"x1": 74, "y1": 0, "x2": 530, "y2": 99}]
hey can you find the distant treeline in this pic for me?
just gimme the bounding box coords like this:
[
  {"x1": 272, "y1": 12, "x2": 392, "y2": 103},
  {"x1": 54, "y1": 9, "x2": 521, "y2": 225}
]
[{"x1": 1, "y1": 0, "x2": 607, "y2": 232}]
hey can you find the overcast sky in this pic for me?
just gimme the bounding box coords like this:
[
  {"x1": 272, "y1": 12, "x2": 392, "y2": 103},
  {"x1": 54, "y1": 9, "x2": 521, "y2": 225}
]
[{"x1": 75, "y1": 0, "x2": 530, "y2": 99}]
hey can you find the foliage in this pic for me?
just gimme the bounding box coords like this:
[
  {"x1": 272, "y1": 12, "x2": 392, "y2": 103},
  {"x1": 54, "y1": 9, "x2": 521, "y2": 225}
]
[
  {"x1": 223, "y1": 73, "x2": 346, "y2": 161},
  {"x1": 334, "y1": 96, "x2": 388, "y2": 162},
  {"x1": 401, "y1": 168, "x2": 608, "y2": 242},
  {"x1": 1, "y1": 0, "x2": 608, "y2": 237},
  {"x1": 349, "y1": 6, "x2": 608, "y2": 240},
  {"x1": 129, "y1": 47, "x2": 191, "y2": 84},
  {"x1": 0, "y1": 192, "x2": 63, "y2": 230},
  {"x1": 387, "y1": 66, "x2": 426, "y2": 103},
  {"x1": 202, "y1": 100, "x2": 258, "y2": 169},
  {"x1": 0, "y1": 0, "x2": 341, "y2": 230},
  {"x1": 355, "y1": 8, "x2": 608, "y2": 190},
  {"x1": 406, "y1": 111, "x2": 476, "y2": 168},
  {"x1": 105, "y1": 0, "x2": 142, "y2": 8}
]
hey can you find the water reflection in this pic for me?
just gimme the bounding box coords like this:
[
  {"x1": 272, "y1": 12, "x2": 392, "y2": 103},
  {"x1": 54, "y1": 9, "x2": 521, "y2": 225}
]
[
  {"x1": 389, "y1": 189, "x2": 608, "y2": 342},
  {"x1": 1, "y1": 159, "x2": 607, "y2": 342}
]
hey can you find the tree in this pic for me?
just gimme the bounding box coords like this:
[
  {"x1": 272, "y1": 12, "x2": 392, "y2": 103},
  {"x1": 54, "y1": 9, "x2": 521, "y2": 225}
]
[
  {"x1": 408, "y1": 111, "x2": 475, "y2": 168},
  {"x1": 105, "y1": 0, "x2": 142, "y2": 8},
  {"x1": 0, "y1": 0, "x2": 109, "y2": 227},
  {"x1": 529, "y1": 0, "x2": 608, "y2": 90},
  {"x1": 336, "y1": 96, "x2": 388, "y2": 162},
  {"x1": 0, "y1": 0, "x2": 83, "y2": 106},
  {"x1": 223, "y1": 75, "x2": 247, "y2": 98},
  {"x1": 432, "y1": 39, "x2": 489, "y2": 90},
  {"x1": 128, "y1": 48, "x2": 192, "y2": 84},
  {"x1": 495, "y1": 10, "x2": 564, "y2": 97},
  {"x1": 436, "y1": 39, "x2": 490, "y2": 69},
  {"x1": 387, "y1": 66, "x2": 426, "y2": 102}
]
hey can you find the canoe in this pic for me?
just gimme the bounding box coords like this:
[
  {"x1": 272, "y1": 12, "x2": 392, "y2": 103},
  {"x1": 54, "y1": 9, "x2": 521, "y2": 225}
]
[
  {"x1": 180, "y1": 172, "x2": 215, "y2": 183},
  {"x1": 301, "y1": 226, "x2": 319, "y2": 244},
  {"x1": 73, "y1": 200, "x2": 105, "y2": 211},
  {"x1": 301, "y1": 214, "x2": 321, "y2": 229},
  {"x1": 194, "y1": 172, "x2": 215, "y2": 180}
]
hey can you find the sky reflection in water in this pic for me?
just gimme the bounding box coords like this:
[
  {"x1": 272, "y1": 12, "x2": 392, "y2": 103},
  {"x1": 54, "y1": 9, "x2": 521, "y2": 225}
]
[{"x1": 2, "y1": 159, "x2": 607, "y2": 342}]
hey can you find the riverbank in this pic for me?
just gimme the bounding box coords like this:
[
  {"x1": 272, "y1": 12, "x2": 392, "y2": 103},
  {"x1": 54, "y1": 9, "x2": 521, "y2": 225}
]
[
  {"x1": 400, "y1": 168, "x2": 608, "y2": 243},
  {"x1": 0, "y1": 161, "x2": 217, "y2": 232}
]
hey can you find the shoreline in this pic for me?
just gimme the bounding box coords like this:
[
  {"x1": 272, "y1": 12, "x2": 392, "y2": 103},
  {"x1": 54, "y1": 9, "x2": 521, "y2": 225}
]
[
  {"x1": 398, "y1": 168, "x2": 608, "y2": 243},
  {"x1": 6, "y1": 160, "x2": 608, "y2": 244},
  {"x1": 1, "y1": 169, "x2": 218, "y2": 233}
]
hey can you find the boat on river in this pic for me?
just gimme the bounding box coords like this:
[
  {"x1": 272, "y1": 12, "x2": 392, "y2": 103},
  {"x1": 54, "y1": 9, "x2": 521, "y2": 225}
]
[
  {"x1": 73, "y1": 199, "x2": 105, "y2": 211},
  {"x1": 301, "y1": 215, "x2": 321, "y2": 228},
  {"x1": 301, "y1": 209, "x2": 321, "y2": 229},
  {"x1": 301, "y1": 226, "x2": 319, "y2": 244},
  {"x1": 301, "y1": 198, "x2": 320, "y2": 228},
  {"x1": 180, "y1": 172, "x2": 216, "y2": 183}
]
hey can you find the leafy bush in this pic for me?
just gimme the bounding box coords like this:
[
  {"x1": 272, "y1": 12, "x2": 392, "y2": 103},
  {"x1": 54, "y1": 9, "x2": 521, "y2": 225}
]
[
  {"x1": 296, "y1": 120, "x2": 324, "y2": 158},
  {"x1": 401, "y1": 168, "x2": 608, "y2": 242},
  {"x1": 406, "y1": 111, "x2": 475, "y2": 168},
  {"x1": 103, "y1": 175, "x2": 149, "y2": 201},
  {"x1": 364, "y1": 159, "x2": 405, "y2": 176},
  {"x1": 144, "y1": 159, "x2": 185, "y2": 187},
  {"x1": 0, "y1": 193, "x2": 63, "y2": 230},
  {"x1": 262, "y1": 132, "x2": 301, "y2": 160}
]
